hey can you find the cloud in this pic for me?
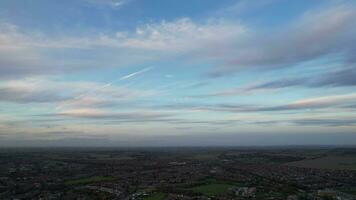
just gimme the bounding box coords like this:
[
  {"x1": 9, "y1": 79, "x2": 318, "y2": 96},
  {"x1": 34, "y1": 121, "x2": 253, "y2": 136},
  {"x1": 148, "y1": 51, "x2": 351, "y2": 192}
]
[
  {"x1": 0, "y1": 79, "x2": 70, "y2": 103},
  {"x1": 253, "y1": 67, "x2": 356, "y2": 89},
  {"x1": 117, "y1": 18, "x2": 247, "y2": 52},
  {"x1": 0, "y1": 23, "x2": 108, "y2": 79},
  {"x1": 85, "y1": 0, "x2": 129, "y2": 8},
  {"x1": 55, "y1": 67, "x2": 154, "y2": 110},
  {"x1": 0, "y1": 78, "x2": 155, "y2": 106},
  {"x1": 248, "y1": 68, "x2": 356, "y2": 91},
  {"x1": 283, "y1": 93, "x2": 356, "y2": 110},
  {"x1": 0, "y1": 22, "x2": 156, "y2": 79},
  {"x1": 210, "y1": 3, "x2": 356, "y2": 76},
  {"x1": 161, "y1": 93, "x2": 356, "y2": 113},
  {"x1": 53, "y1": 108, "x2": 174, "y2": 122},
  {"x1": 0, "y1": 136, "x2": 113, "y2": 147},
  {"x1": 0, "y1": 17, "x2": 246, "y2": 79},
  {"x1": 310, "y1": 67, "x2": 356, "y2": 87},
  {"x1": 3, "y1": 131, "x2": 356, "y2": 147},
  {"x1": 1, "y1": 18, "x2": 244, "y2": 53},
  {"x1": 218, "y1": 0, "x2": 274, "y2": 15},
  {"x1": 0, "y1": 23, "x2": 56, "y2": 79},
  {"x1": 205, "y1": 66, "x2": 356, "y2": 96},
  {"x1": 219, "y1": 93, "x2": 356, "y2": 112},
  {"x1": 291, "y1": 118, "x2": 356, "y2": 127},
  {"x1": 1, "y1": 2, "x2": 355, "y2": 80},
  {"x1": 250, "y1": 117, "x2": 356, "y2": 127}
]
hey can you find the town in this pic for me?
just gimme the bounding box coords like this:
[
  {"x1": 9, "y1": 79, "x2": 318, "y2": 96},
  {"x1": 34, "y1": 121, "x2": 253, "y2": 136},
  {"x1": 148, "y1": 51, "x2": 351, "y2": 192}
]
[{"x1": 1, "y1": 147, "x2": 356, "y2": 200}]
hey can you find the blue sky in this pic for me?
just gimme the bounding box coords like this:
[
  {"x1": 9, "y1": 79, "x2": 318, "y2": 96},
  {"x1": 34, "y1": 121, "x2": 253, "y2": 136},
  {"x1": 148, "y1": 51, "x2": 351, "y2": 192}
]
[{"x1": 0, "y1": 0, "x2": 356, "y2": 147}]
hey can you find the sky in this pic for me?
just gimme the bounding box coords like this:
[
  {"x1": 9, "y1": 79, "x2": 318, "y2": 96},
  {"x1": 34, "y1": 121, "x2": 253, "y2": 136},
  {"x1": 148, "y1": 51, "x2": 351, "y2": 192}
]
[{"x1": 0, "y1": 0, "x2": 356, "y2": 147}]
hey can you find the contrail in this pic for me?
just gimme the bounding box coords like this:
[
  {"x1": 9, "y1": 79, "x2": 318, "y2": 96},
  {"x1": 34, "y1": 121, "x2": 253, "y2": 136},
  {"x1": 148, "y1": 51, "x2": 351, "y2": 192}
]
[
  {"x1": 85, "y1": 67, "x2": 153, "y2": 94},
  {"x1": 119, "y1": 67, "x2": 153, "y2": 80},
  {"x1": 55, "y1": 67, "x2": 153, "y2": 110}
]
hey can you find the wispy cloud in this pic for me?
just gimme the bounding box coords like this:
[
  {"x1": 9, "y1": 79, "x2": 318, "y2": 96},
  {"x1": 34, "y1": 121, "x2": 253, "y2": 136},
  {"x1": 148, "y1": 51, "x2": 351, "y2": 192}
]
[
  {"x1": 85, "y1": 0, "x2": 129, "y2": 8},
  {"x1": 55, "y1": 67, "x2": 154, "y2": 110},
  {"x1": 117, "y1": 18, "x2": 247, "y2": 52},
  {"x1": 217, "y1": 0, "x2": 279, "y2": 16},
  {"x1": 1, "y1": 2, "x2": 356, "y2": 80},
  {"x1": 245, "y1": 66, "x2": 356, "y2": 92},
  {"x1": 209, "y1": 3, "x2": 356, "y2": 77},
  {"x1": 0, "y1": 78, "x2": 155, "y2": 108},
  {"x1": 160, "y1": 93, "x2": 356, "y2": 113},
  {"x1": 52, "y1": 108, "x2": 175, "y2": 122},
  {"x1": 1, "y1": 0, "x2": 356, "y2": 145},
  {"x1": 202, "y1": 66, "x2": 356, "y2": 97},
  {"x1": 249, "y1": 117, "x2": 356, "y2": 127},
  {"x1": 0, "y1": 79, "x2": 71, "y2": 103},
  {"x1": 291, "y1": 118, "x2": 356, "y2": 127}
]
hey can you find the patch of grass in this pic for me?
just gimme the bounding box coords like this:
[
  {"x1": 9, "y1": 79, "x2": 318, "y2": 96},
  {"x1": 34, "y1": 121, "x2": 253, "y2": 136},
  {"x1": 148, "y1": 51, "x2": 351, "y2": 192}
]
[
  {"x1": 286, "y1": 156, "x2": 356, "y2": 170},
  {"x1": 191, "y1": 183, "x2": 233, "y2": 196},
  {"x1": 143, "y1": 192, "x2": 166, "y2": 200},
  {"x1": 197, "y1": 177, "x2": 241, "y2": 186},
  {"x1": 65, "y1": 176, "x2": 116, "y2": 186},
  {"x1": 339, "y1": 187, "x2": 356, "y2": 195},
  {"x1": 190, "y1": 153, "x2": 219, "y2": 160}
]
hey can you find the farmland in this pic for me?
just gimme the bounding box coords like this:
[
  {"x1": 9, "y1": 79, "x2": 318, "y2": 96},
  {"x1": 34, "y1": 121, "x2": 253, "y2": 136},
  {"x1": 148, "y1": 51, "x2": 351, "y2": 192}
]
[{"x1": 286, "y1": 156, "x2": 356, "y2": 170}]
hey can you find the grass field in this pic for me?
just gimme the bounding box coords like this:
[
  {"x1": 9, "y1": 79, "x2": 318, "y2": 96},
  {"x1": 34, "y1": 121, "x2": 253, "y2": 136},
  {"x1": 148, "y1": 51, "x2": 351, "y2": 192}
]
[
  {"x1": 191, "y1": 183, "x2": 233, "y2": 196},
  {"x1": 339, "y1": 187, "x2": 356, "y2": 195},
  {"x1": 286, "y1": 156, "x2": 356, "y2": 170},
  {"x1": 190, "y1": 153, "x2": 219, "y2": 160},
  {"x1": 65, "y1": 176, "x2": 116, "y2": 185},
  {"x1": 143, "y1": 192, "x2": 166, "y2": 200}
]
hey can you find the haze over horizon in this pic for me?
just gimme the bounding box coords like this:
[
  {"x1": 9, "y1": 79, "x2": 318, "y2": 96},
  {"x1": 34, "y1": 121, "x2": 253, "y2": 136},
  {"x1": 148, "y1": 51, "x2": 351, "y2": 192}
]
[{"x1": 1, "y1": 0, "x2": 356, "y2": 147}]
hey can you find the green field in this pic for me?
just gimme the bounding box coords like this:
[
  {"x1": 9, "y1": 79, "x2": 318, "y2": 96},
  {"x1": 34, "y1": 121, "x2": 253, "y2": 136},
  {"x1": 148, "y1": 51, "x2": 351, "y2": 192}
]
[
  {"x1": 143, "y1": 192, "x2": 166, "y2": 200},
  {"x1": 191, "y1": 183, "x2": 233, "y2": 196},
  {"x1": 65, "y1": 176, "x2": 116, "y2": 185},
  {"x1": 286, "y1": 156, "x2": 356, "y2": 170},
  {"x1": 190, "y1": 153, "x2": 219, "y2": 160},
  {"x1": 339, "y1": 187, "x2": 356, "y2": 195}
]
